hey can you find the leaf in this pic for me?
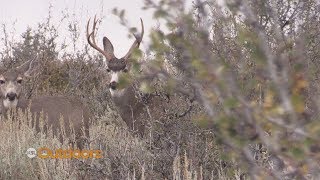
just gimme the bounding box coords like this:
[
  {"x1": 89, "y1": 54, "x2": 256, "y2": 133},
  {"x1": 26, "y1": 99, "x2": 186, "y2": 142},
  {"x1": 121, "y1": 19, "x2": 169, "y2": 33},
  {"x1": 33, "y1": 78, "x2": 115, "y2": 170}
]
[
  {"x1": 130, "y1": 48, "x2": 142, "y2": 60},
  {"x1": 193, "y1": 114, "x2": 212, "y2": 128},
  {"x1": 224, "y1": 98, "x2": 239, "y2": 109},
  {"x1": 139, "y1": 81, "x2": 154, "y2": 93},
  {"x1": 153, "y1": 10, "x2": 168, "y2": 19},
  {"x1": 129, "y1": 27, "x2": 137, "y2": 34},
  {"x1": 306, "y1": 121, "x2": 320, "y2": 137},
  {"x1": 119, "y1": 10, "x2": 126, "y2": 19},
  {"x1": 291, "y1": 94, "x2": 305, "y2": 113},
  {"x1": 290, "y1": 147, "x2": 304, "y2": 159},
  {"x1": 112, "y1": 8, "x2": 118, "y2": 15},
  {"x1": 118, "y1": 73, "x2": 132, "y2": 89},
  {"x1": 292, "y1": 74, "x2": 308, "y2": 95},
  {"x1": 263, "y1": 90, "x2": 274, "y2": 109}
]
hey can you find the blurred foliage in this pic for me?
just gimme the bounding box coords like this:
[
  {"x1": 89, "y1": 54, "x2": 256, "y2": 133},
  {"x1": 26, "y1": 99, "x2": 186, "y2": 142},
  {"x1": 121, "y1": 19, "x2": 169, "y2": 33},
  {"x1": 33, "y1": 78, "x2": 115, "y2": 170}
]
[
  {"x1": 140, "y1": 0, "x2": 320, "y2": 179},
  {"x1": 1, "y1": 0, "x2": 320, "y2": 179}
]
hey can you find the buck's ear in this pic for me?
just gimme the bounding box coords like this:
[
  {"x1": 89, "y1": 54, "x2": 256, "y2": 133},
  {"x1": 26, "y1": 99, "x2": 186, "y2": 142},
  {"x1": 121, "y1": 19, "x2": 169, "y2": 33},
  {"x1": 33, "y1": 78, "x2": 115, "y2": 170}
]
[
  {"x1": 16, "y1": 59, "x2": 36, "y2": 78},
  {"x1": 103, "y1": 37, "x2": 114, "y2": 54}
]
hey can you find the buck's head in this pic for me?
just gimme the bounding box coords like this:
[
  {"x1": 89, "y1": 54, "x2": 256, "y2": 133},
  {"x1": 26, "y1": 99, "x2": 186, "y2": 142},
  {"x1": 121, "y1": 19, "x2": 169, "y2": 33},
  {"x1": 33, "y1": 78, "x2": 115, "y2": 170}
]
[
  {"x1": 0, "y1": 60, "x2": 33, "y2": 109},
  {"x1": 86, "y1": 16, "x2": 144, "y2": 96}
]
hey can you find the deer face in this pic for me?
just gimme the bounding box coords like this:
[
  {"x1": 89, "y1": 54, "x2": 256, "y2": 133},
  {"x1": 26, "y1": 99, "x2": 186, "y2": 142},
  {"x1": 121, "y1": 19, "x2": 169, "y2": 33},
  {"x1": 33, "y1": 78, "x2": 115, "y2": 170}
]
[
  {"x1": 0, "y1": 61, "x2": 33, "y2": 110},
  {"x1": 106, "y1": 59, "x2": 129, "y2": 95},
  {"x1": 86, "y1": 16, "x2": 143, "y2": 97},
  {"x1": 0, "y1": 61, "x2": 32, "y2": 109},
  {"x1": 0, "y1": 71, "x2": 23, "y2": 109}
]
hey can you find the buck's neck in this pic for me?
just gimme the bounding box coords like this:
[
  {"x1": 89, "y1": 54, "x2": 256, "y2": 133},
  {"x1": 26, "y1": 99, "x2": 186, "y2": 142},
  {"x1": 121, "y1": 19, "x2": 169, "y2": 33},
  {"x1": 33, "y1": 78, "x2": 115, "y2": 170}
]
[
  {"x1": 109, "y1": 88, "x2": 126, "y2": 98},
  {"x1": 110, "y1": 86, "x2": 133, "y2": 106},
  {"x1": 109, "y1": 84, "x2": 149, "y2": 134},
  {"x1": 110, "y1": 85, "x2": 146, "y2": 111}
]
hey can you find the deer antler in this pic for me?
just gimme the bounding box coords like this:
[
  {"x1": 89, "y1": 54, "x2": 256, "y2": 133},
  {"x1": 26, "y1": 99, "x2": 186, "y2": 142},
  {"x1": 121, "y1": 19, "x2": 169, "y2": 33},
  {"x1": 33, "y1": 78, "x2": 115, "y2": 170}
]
[
  {"x1": 122, "y1": 18, "x2": 144, "y2": 60},
  {"x1": 86, "y1": 15, "x2": 115, "y2": 60}
]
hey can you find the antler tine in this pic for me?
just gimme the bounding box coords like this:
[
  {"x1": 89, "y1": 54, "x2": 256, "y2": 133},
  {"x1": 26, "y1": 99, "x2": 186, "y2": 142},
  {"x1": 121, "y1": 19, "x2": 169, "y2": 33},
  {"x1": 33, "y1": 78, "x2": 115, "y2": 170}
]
[
  {"x1": 86, "y1": 15, "x2": 114, "y2": 61},
  {"x1": 122, "y1": 18, "x2": 144, "y2": 60}
]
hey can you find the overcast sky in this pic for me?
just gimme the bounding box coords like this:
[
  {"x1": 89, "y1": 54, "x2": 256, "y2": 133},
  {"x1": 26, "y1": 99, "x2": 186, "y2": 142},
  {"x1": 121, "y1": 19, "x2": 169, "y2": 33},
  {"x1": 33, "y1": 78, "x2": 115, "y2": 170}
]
[{"x1": 0, "y1": 0, "x2": 165, "y2": 57}]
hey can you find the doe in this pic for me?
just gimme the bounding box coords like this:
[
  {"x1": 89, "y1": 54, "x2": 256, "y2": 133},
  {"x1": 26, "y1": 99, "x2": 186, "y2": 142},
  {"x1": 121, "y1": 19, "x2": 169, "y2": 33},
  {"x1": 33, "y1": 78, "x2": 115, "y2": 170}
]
[{"x1": 0, "y1": 60, "x2": 91, "y2": 148}]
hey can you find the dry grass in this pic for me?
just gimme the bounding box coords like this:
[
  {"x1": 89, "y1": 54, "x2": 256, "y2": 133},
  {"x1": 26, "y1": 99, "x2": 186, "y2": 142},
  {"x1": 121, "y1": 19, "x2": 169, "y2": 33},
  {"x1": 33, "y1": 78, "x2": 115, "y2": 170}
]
[{"x1": 0, "y1": 104, "x2": 243, "y2": 179}]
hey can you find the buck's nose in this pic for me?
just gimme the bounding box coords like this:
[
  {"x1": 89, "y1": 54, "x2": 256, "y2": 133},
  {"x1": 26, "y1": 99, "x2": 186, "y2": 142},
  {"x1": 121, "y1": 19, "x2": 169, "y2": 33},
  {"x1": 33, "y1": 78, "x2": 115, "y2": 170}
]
[
  {"x1": 109, "y1": 81, "x2": 117, "y2": 90},
  {"x1": 6, "y1": 92, "x2": 17, "y2": 101}
]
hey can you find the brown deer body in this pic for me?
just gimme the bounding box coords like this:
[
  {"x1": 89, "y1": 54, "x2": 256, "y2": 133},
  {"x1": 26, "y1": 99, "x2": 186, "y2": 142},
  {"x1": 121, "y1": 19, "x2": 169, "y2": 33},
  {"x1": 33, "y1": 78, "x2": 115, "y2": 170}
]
[{"x1": 0, "y1": 63, "x2": 91, "y2": 148}]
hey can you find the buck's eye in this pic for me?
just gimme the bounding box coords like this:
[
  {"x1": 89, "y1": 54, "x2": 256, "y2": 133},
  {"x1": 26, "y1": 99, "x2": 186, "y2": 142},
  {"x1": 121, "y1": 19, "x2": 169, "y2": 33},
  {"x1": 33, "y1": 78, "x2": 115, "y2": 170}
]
[
  {"x1": 106, "y1": 69, "x2": 111, "y2": 72},
  {"x1": 17, "y1": 79, "x2": 22, "y2": 84},
  {"x1": 123, "y1": 69, "x2": 128, "y2": 73},
  {"x1": 0, "y1": 80, "x2": 5, "y2": 84}
]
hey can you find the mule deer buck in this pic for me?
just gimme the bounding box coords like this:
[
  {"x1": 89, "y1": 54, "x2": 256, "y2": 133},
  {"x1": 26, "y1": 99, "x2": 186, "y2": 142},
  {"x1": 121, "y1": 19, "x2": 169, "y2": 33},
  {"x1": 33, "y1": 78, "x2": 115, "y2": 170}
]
[
  {"x1": 86, "y1": 16, "x2": 153, "y2": 135},
  {"x1": 86, "y1": 16, "x2": 196, "y2": 138},
  {"x1": 0, "y1": 60, "x2": 91, "y2": 148}
]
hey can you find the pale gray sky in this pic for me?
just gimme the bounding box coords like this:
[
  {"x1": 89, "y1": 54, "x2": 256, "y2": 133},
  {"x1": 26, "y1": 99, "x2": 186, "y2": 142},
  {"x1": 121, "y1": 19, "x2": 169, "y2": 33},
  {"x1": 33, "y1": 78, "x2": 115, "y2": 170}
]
[
  {"x1": 0, "y1": 0, "x2": 160, "y2": 57},
  {"x1": 0, "y1": 0, "x2": 228, "y2": 57}
]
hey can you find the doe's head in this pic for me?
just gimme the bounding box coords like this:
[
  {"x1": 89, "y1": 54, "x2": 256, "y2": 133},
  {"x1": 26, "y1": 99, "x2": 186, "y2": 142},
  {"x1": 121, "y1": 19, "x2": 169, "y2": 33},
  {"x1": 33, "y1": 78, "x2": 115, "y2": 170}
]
[{"x1": 0, "y1": 60, "x2": 34, "y2": 109}]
